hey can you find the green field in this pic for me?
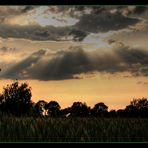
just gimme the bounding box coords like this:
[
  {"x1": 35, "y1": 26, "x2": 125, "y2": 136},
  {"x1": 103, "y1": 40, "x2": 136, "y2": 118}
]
[{"x1": 0, "y1": 117, "x2": 148, "y2": 142}]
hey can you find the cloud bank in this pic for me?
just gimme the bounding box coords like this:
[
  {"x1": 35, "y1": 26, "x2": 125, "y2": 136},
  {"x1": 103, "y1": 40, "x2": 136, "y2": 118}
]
[
  {"x1": 0, "y1": 6, "x2": 141, "y2": 42},
  {"x1": 1, "y1": 45, "x2": 148, "y2": 80}
]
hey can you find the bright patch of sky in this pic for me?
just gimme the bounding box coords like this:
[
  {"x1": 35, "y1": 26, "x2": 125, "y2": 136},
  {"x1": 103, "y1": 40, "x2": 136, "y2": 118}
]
[
  {"x1": 7, "y1": 6, "x2": 79, "y2": 27},
  {"x1": 82, "y1": 32, "x2": 115, "y2": 51}
]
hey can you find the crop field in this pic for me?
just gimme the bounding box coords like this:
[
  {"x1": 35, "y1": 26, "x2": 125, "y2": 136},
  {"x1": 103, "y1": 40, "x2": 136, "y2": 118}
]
[{"x1": 0, "y1": 117, "x2": 148, "y2": 142}]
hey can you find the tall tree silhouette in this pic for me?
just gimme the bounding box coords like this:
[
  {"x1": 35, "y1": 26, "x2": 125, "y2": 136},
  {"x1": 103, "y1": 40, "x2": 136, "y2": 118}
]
[
  {"x1": 0, "y1": 81, "x2": 32, "y2": 116},
  {"x1": 45, "y1": 101, "x2": 61, "y2": 117}
]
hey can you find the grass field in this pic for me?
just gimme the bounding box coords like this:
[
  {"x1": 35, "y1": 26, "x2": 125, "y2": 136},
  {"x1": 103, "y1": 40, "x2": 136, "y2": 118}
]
[{"x1": 0, "y1": 116, "x2": 148, "y2": 142}]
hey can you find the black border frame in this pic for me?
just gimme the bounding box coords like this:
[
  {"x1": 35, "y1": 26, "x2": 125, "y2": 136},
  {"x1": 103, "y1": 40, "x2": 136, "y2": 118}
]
[{"x1": 0, "y1": 0, "x2": 147, "y2": 5}]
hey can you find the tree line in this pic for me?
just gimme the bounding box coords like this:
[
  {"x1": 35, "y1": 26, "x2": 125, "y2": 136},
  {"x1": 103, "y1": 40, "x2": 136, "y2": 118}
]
[{"x1": 0, "y1": 81, "x2": 148, "y2": 118}]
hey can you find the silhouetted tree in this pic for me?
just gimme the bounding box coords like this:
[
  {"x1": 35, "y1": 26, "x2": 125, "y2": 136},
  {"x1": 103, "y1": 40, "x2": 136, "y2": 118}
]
[
  {"x1": 91, "y1": 102, "x2": 108, "y2": 117},
  {"x1": 35, "y1": 100, "x2": 48, "y2": 116},
  {"x1": 45, "y1": 101, "x2": 61, "y2": 117},
  {"x1": 1, "y1": 80, "x2": 148, "y2": 119},
  {"x1": 70, "y1": 102, "x2": 90, "y2": 117},
  {"x1": 125, "y1": 98, "x2": 148, "y2": 117},
  {"x1": 130, "y1": 98, "x2": 148, "y2": 110},
  {"x1": 0, "y1": 81, "x2": 32, "y2": 116}
]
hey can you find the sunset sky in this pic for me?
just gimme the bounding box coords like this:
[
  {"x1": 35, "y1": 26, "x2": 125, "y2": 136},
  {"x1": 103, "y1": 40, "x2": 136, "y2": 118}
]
[{"x1": 0, "y1": 6, "x2": 148, "y2": 110}]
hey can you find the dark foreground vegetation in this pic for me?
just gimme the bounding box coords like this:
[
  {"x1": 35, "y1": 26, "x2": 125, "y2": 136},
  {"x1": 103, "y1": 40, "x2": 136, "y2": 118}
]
[
  {"x1": 1, "y1": 82, "x2": 148, "y2": 142},
  {"x1": 1, "y1": 116, "x2": 148, "y2": 142}
]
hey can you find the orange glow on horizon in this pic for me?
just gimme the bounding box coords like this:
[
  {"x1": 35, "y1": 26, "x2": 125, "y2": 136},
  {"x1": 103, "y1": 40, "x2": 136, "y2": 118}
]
[{"x1": 0, "y1": 74, "x2": 148, "y2": 111}]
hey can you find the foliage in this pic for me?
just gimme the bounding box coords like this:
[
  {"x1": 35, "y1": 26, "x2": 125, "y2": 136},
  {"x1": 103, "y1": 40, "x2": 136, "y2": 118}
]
[
  {"x1": 125, "y1": 98, "x2": 148, "y2": 117},
  {"x1": 0, "y1": 81, "x2": 32, "y2": 116},
  {"x1": 45, "y1": 101, "x2": 61, "y2": 117},
  {"x1": 35, "y1": 100, "x2": 48, "y2": 116},
  {"x1": 92, "y1": 102, "x2": 108, "y2": 117},
  {"x1": 70, "y1": 102, "x2": 90, "y2": 117}
]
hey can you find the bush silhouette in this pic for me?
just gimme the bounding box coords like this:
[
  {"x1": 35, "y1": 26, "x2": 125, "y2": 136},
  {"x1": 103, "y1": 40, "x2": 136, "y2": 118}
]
[
  {"x1": 70, "y1": 102, "x2": 90, "y2": 117},
  {"x1": 35, "y1": 100, "x2": 48, "y2": 116},
  {"x1": 45, "y1": 101, "x2": 61, "y2": 117},
  {"x1": 92, "y1": 102, "x2": 108, "y2": 117}
]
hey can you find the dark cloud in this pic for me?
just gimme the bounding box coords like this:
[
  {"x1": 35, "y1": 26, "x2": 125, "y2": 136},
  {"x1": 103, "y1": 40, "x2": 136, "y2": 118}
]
[
  {"x1": 46, "y1": 6, "x2": 88, "y2": 18},
  {"x1": 0, "y1": 24, "x2": 70, "y2": 41},
  {"x1": 0, "y1": 6, "x2": 141, "y2": 42},
  {"x1": 75, "y1": 12, "x2": 139, "y2": 33},
  {"x1": 68, "y1": 29, "x2": 88, "y2": 41},
  {"x1": 132, "y1": 6, "x2": 147, "y2": 15},
  {"x1": 108, "y1": 39, "x2": 116, "y2": 45},
  {"x1": 1, "y1": 49, "x2": 46, "y2": 79},
  {"x1": 0, "y1": 6, "x2": 36, "y2": 23},
  {"x1": 115, "y1": 46, "x2": 148, "y2": 76},
  {"x1": 0, "y1": 46, "x2": 16, "y2": 53},
  {"x1": 21, "y1": 6, "x2": 36, "y2": 13},
  {"x1": 116, "y1": 47, "x2": 148, "y2": 65},
  {"x1": 0, "y1": 24, "x2": 88, "y2": 42},
  {"x1": 90, "y1": 6, "x2": 148, "y2": 16},
  {"x1": 1, "y1": 45, "x2": 148, "y2": 80},
  {"x1": 0, "y1": 47, "x2": 102, "y2": 80},
  {"x1": 47, "y1": 6, "x2": 147, "y2": 17},
  {"x1": 21, "y1": 47, "x2": 91, "y2": 80},
  {"x1": 137, "y1": 81, "x2": 148, "y2": 85}
]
